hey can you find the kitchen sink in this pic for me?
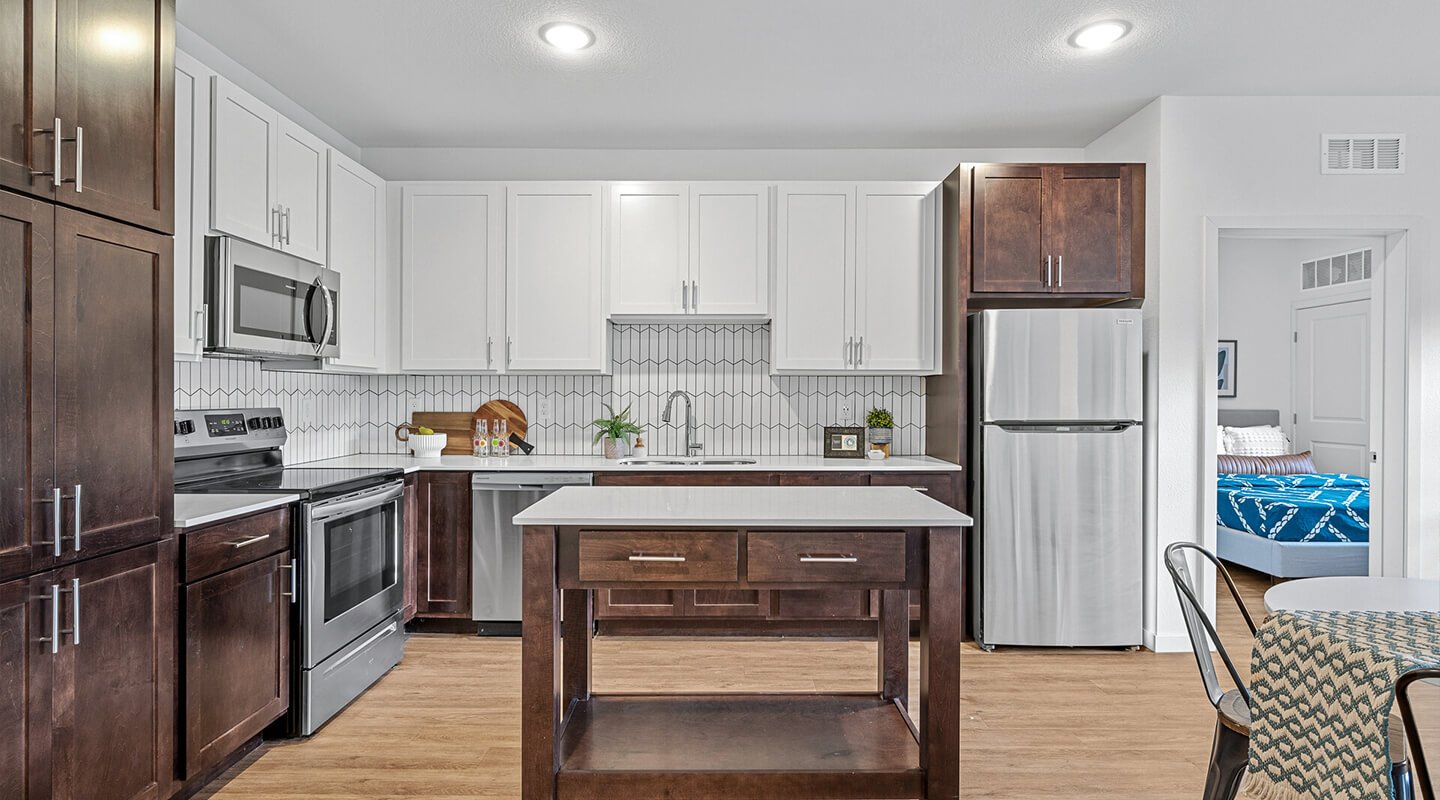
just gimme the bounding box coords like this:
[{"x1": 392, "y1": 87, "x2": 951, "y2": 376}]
[
  {"x1": 616, "y1": 457, "x2": 757, "y2": 466},
  {"x1": 697, "y1": 459, "x2": 756, "y2": 465}
]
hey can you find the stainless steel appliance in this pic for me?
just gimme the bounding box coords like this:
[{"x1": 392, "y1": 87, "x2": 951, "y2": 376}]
[
  {"x1": 471, "y1": 472, "x2": 593, "y2": 633},
  {"x1": 205, "y1": 236, "x2": 340, "y2": 360},
  {"x1": 174, "y1": 408, "x2": 404, "y2": 735},
  {"x1": 971, "y1": 309, "x2": 1144, "y2": 648}
]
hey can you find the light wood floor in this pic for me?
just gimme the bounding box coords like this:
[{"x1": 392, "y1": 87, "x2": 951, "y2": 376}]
[{"x1": 193, "y1": 567, "x2": 1296, "y2": 799}]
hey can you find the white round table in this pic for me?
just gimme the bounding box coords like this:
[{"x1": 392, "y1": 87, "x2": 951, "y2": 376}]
[{"x1": 1264, "y1": 576, "x2": 1440, "y2": 614}]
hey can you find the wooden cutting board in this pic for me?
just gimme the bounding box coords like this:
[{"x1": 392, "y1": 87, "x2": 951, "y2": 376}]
[
  {"x1": 407, "y1": 412, "x2": 477, "y2": 455},
  {"x1": 474, "y1": 400, "x2": 529, "y2": 452}
]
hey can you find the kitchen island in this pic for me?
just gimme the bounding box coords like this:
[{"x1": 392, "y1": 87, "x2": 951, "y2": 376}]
[{"x1": 514, "y1": 485, "x2": 972, "y2": 800}]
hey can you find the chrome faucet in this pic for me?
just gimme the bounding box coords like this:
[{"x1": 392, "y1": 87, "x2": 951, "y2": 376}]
[{"x1": 661, "y1": 390, "x2": 704, "y2": 457}]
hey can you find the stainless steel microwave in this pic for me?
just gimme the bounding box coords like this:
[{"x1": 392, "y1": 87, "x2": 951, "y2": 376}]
[{"x1": 205, "y1": 236, "x2": 340, "y2": 360}]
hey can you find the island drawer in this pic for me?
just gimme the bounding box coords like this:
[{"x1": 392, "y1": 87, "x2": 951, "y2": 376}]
[
  {"x1": 578, "y1": 531, "x2": 739, "y2": 582},
  {"x1": 746, "y1": 531, "x2": 907, "y2": 584},
  {"x1": 183, "y1": 508, "x2": 292, "y2": 583}
]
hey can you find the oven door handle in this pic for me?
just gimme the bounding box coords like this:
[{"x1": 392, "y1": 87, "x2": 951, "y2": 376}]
[{"x1": 309, "y1": 482, "x2": 405, "y2": 523}]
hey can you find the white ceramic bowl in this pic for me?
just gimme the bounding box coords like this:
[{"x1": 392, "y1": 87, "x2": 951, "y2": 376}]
[{"x1": 409, "y1": 432, "x2": 448, "y2": 458}]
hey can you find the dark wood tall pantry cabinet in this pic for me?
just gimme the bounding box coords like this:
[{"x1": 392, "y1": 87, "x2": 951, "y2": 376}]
[{"x1": 0, "y1": 0, "x2": 176, "y2": 798}]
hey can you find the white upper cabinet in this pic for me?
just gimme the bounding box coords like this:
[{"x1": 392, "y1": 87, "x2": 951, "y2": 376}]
[
  {"x1": 854, "y1": 183, "x2": 938, "y2": 372},
  {"x1": 690, "y1": 183, "x2": 769, "y2": 316},
  {"x1": 210, "y1": 76, "x2": 328, "y2": 265},
  {"x1": 773, "y1": 182, "x2": 939, "y2": 375},
  {"x1": 173, "y1": 51, "x2": 214, "y2": 361},
  {"x1": 327, "y1": 152, "x2": 387, "y2": 371},
  {"x1": 508, "y1": 183, "x2": 608, "y2": 372},
  {"x1": 609, "y1": 182, "x2": 769, "y2": 318},
  {"x1": 609, "y1": 182, "x2": 688, "y2": 315},
  {"x1": 773, "y1": 184, "x2": 854, "y2": 372},
  {"x1": 401, "y1": 183, "x2": 506, "y2": 372},
  {"x1": 276, "y1": 120, "x2": 328, "y2": 265}
]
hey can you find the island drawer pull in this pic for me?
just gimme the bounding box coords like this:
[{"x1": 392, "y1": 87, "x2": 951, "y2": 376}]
[
  {"x1": 227, "y1": 534, "x2": 272, "y2": 549},
  {"x1": 628, "y1": 554, "x2": 686, "y2": 562},
  {"x1": 799, "y1": 554, "x2": 858, "y2": 563},
  {"x1": 910, "y1": 486, "x2": 930, "y2": 492}
]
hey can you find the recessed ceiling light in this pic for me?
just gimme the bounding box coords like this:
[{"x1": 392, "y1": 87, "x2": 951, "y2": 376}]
[
  {"x1": 540, "y1": 22, "x2": 595, "y2": 51},
  {"x1": 1069, "y1": 20, "x2": 1131, "y2": 50}
]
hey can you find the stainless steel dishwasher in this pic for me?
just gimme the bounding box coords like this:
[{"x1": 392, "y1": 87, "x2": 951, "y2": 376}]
[{"x1": 471, "y1": 472, "x2": 592, "y2": 634}]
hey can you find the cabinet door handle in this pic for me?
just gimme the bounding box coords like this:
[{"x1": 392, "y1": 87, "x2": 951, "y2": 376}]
[
  {"x1": 506, "y1": 336, "x2": 513, "y2": 368},
  {"x1": 628, "y1": 554, "x2": 686, "y2": 562},
  {"x1": 66, "y1": 485, "x2": 81, "y2": 551},
  {"x1": 486, "y1": 337, "x2": 494, "y2": 368},
  {"x1": 681, "y1": 280, "x2": 689, "y2": 312},
  {"x1": 38, "y1": 488, "x2": 62, "y2": 553},
  {"x1": 856, "y1": 336, "x2": 864, "y2": 367},
  {"x1": 272, "y1": 205, "x2": 282, "y2": 243},
  {"x1": 67, "y1": 578, "x2": 79, "y2": 645},
  {"x1": 909, "y1": 486, "x2": 930, "y2": 492},
  {"x1": 799, "y1": 554, "x2": 858, "y2": 563},
  {"x1": 691, "y1": 280, "x2": 698, "y2": 312},
  {"x1": 37, "y1": 584, "x2": 60, "y2": 654},
  {"x1": 284, "y1": 207, "x2": 292, "y2": 245},
  {"x1": 1045, "y1": 255, "x2": 1053, "y2": 288},
  {"x1": 844, "y1": 337, "x2": 852, "y2": 366},
  {"x1": 1057, "y1": 255, "x2": 1063, "y2": 288},
  {"x1": 280, "y1": 558, "x2": 297, "y2": 603},
  {"x1": 227, "y1": 533, "x2": 271, "y2": 549},
  {"x1": 31, "y1": 118, "x2": 62, "y2": 188},
  {"x1": 69, "y1": 125, "x2": 83, "y2": 193}
]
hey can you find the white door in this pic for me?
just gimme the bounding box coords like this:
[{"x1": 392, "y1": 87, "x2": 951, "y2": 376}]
[
  {"x1": 1294, "y1": 299, "x2": 1371, "y2": 475},
  {"x1": 172, "y1": 51, "x2": 212, "y2": 360},
  {"x1": 507, "y1": 183, "x2": 607, "y2": 372},
  {"x1": 690, "y1": 183, "x2": 769, "y2": 316},
  {"x1": 210, "y1": 77, "x2": 278, "y2": 248},
  {"x1": 609, "y1": 182, "x2": 688, "y2": 315},
  {"x1": 401, "y1": 183, "x2": 505, "y2": 372},
  {"x1": 773, "y1": 184, "x2": 854, "y2": 372},
  {"x1": 854, "y1": 183, "x2": 937, "y2": 373},
  {"x1": 276, "y1": 119, "x2": 328, "y2": 265},
  {"x1": 327, "y1": 152, "x2": 386, "y2": 371}
]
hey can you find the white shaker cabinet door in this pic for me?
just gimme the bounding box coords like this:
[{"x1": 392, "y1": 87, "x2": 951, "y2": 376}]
[
  {"x1": 327, "y1": 152, "x2": 386, "y2": 371},
  {"x1": 173, "y1": 51, "x2": 213, "y2": 360},
  {"x1": 609, "y1": 182, "x2": 688, "y2": 316},
  {"x1": 690, "y1": 183, "x2": 769, "y2": 317},
  {"x1": 773, "y1": 184, "x2": 854, "y2": 372},
  {"x1": 507, "y1": 183, "x2": 608, "y2": 372},
  {"x1": 210, "y1": 77, "x2": 278, "y2": 249},
  {"x1": 276, "y1": 119, "x2": 328, "y2": 265},
  {"x1": 854, "y1": 183, "x2": 938, "y2": 373},
  {"x1": 401, "y1": 183, "x2": 506, "y2": 372}
]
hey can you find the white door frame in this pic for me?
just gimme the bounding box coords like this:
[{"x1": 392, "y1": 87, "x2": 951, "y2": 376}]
[{"x1": 1204, "y1": 217, "x2": 1422, "y2": 587}]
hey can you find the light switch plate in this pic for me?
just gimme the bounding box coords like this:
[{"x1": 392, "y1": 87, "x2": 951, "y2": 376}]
[{"x1": 536, "y1": 397, "x2": 553, "y2": 424}]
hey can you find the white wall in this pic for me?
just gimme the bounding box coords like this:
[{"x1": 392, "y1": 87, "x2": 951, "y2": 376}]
[
  {"x1": 1089, "y1": 96, "x2": 1440, "y2": 650},
  {"x1": 1218, "y1": 236, "x2": 1377, "y2": 435}
]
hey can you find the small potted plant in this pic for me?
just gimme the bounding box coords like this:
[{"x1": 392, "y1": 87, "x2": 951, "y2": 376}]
[
  {"x1": 865, "y1": 407, "x2": 894, "y2": 458},
  {"x1": 592, "y1": 403, "x2": 643, "y2": 459}
]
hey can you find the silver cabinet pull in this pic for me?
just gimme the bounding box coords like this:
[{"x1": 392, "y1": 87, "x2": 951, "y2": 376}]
[
  {"x1": 844, "y1": 337, "x2": 852, "y2": 366},
  {"x1": 272, "y1": 205, "x2": 282, "y2": 243},
  {"x1": 681, "y1": 280, "x2": 689, "y2": 312},
  {"x1": 37, "y1": 584, "x2": 60, "y2": 654},
  {"x1": 799, "y1": 554, "x2": 858, "y2": 563},
  {"x1": 228, "y1": 533, "x2": 271, "y2": 549},
  {"x1": 70, "y1": 125, "x2": 82, "y2": 192},
  {"x1": 70, "y1": 485, "x2": 81, "y2": 551},
  {"x1": 40, "y1": 488, "x2": 62, "y2": 553},
  {"x1": 1045, "y1": 255, "x2": 1053, "y2": 287},
  {"x1": 909, "y1": 486, "x2": 930, "y2": 492},
  {"x1": 691, "y1": 280, "x2": 698, "y2": 312},
  {"x1": 284, "y1": 207, "x2": 293, "y2": 245},
  {"x1": 193, "y1": 307, "x2": 206, "y2": 342},
  {"x1": 66, "y1": 578, "x2": 79, "y2": 645},
  {"x1": 628, "y1": 554, "x2": 686, "y2": 562},
  {"x1": 856, "y1": 336, "x2": 864, "y2": 367},
  {"x1": 486, "y1": 337, "x2": 494, "y2": 368},
  {"x1": 1057, "y1": 255, "x2": 1063, "y2": 288},
  {"x1": 280, "y1": 558, "x2": 297, "y2": 602},
  {"x1": 506, "y1": 336, "x2": 513, "y2": 368},
  {"x1": 31, "y1": 118, "x2": 62, "y2": 188}
]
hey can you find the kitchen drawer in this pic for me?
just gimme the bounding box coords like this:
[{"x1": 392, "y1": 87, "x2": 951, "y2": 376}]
[
  {"x1": 578, "y1": 531, "x2": 738, "y2": 583},
  {"x1": 746, "y1": 531, "x2": 907, "y2": 584},
  {"x1": 183, "y1": 508, "x2": 292, "y2": 583},
  {"x1": 869, "y1": 472, "x2": 960, "y2": 510}
]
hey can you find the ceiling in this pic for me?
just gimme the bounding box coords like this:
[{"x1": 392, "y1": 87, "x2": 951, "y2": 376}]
[{"x1": 178, "y1": 0, "x2": 1440, "y2": 150}]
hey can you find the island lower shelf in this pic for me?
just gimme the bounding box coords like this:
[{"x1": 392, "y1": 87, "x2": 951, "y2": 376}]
[{"x1": 556, "y1": 693, "x2": 922, "y2": 800}]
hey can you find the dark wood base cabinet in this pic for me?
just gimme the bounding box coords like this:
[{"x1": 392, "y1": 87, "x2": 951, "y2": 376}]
[
  {"x1": 415, "y1": 472, "x2": 472, "y2": 618},
  {"x1": 0, "y1": 540, "x2": 177, "y2": 800}
]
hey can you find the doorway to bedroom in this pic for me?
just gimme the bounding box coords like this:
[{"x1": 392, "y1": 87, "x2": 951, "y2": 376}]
[{"x1": 1214, "y1": 233, "x2": 1386, "y2": 581}]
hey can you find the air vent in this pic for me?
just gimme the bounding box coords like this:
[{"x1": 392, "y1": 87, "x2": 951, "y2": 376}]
[
  {"x1": 1301, "y1": 248, "x2": 1372, "y2": 290},
  {"x1": 1322, "y1": 134, "x2": 1406, "y2": 174}
]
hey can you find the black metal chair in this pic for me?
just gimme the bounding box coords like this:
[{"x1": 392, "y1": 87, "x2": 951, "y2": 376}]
[
  {"x1": 1397, "y1": 668, "x2": 1440, "y2": 800},
  {"x1": 1164, "y1": 541, "x2": 1414, "y2": 800}
]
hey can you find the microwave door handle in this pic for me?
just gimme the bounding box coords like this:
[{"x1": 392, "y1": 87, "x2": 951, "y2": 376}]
[{"x1": 316, "y1": 277, "x2": 335, "y2": 354}]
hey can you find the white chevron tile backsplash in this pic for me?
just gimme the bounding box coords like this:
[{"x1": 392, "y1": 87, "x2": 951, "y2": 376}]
[{"x1": 174, "y1": 324, "x2": 925, "y2": 463}]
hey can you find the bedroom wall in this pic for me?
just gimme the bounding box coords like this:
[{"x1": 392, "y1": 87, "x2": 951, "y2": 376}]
[{"x1": 1217, "y1": 236, "x2": 1379, "y2": 440}]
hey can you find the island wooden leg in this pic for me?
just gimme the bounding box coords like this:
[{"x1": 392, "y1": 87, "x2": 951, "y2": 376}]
[
  {"x1": 921, "y1": 527, "x2": 963, "y2": 800},
  {"x1": 522, "y1": 525, "x2": 561, "y2": 800},
  {"x1": 877, "y1": 589, "x2": 909, "y2": 708},
  {"x1": 562, "y1": 588, "x2": 593, "y2": 707}
]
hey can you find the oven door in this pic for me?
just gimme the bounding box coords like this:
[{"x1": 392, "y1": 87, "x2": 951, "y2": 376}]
[
  {"x1": 206, "y1": 235, "x2": 339, "y2": 359},
  {"x1": 302, "y1": 481, "x2": 404, "y2": 668}
]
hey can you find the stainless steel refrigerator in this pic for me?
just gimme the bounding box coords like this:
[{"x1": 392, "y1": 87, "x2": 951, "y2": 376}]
[{"x1": 972, "y1": 308, "x2": 1144, "y2": 648}]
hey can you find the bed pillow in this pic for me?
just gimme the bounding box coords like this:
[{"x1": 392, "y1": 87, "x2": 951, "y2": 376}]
[
  {"x1": 1224, "y1": 425, "x2": 1291, "y2": 456},
  {"x1": 1217, "y1": 425, "x2": 1232, "y2": 455},
  {"x1": 1216, "y1": 451, "x2": 1316, "y2": 475}
]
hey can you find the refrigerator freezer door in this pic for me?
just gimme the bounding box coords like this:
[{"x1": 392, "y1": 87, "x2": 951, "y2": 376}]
[
  {"x1": 980, "y1": 423, "x2": 1143, "y2": 647},
  {"x1": 977, "y1": 309, "x2": 1143, "y2": 423}
]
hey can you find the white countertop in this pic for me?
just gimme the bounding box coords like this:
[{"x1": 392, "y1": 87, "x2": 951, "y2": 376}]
[
  {"x1": 174, "y1": 493, "x2": 300, "y2": 529},
  {"x1": 513, "y1": 485, "x2": 974, "y2": 528},
  {"x1": 295, "y1": 453, "x2": 961, "y2": 474}
]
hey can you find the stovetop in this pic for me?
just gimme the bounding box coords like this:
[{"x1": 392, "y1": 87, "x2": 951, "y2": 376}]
[{"x1": 178, "y1": 466, "x2": 404, "y2": 502}]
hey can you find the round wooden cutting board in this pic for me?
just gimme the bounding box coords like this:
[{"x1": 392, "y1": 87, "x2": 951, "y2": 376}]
[{"x1": 474, "y1": 400, "x2": 530, "y2": 452}]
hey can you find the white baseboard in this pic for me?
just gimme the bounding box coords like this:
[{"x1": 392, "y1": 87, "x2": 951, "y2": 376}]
[{"x1": 1146, "y1": 630, "x2": 1194, "y2": 653}]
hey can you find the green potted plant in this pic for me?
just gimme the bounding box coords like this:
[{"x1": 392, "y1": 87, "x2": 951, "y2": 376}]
[
  {"x1": 865, "y1": 407, "x2": 894, "y2": 458},
  {"x1": 592, "y1": 403, "x2": 643, "y2": 459}
]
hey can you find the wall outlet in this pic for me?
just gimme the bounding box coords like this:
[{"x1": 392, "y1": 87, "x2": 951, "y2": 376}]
[
  {"x1": 406, "y1": 397, "x2": 423, "y2": 419},
  {"x1": 300, "y1": 397, "x2": 317, "y2": 428},
  {"x1": 536, "y1": 397, "x2": 553, "y2": 424},
  {"x1": 839, "y1": 401, "x2": 854, "y2": 424}
]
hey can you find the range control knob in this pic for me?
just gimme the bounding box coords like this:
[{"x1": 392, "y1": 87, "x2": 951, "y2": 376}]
[
  {"x1": 178, "y1": 420, "x2": 195, "y2": 435},
  {"x1": 270, "y1": 416, "x2": 284, "y2": 429},
  {"x1": 174, "y1": 421, "x2": 182, "y2": 435}
]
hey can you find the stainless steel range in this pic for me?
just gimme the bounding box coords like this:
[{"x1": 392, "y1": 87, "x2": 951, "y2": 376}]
[{"x1": 174, "y1": 407, "x2": 405, "y2": 736}]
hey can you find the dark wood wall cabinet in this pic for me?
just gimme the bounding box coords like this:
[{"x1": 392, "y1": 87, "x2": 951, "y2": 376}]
[
  {"x1": 0, "y1": 0, "x2": 175, "y2": 233},
  {"x1": 179, "y1": 508, "x2": 291, "y2": 780},
  {"x1": 968, "y1": 163, "x2": 1144, "y2": 303}
]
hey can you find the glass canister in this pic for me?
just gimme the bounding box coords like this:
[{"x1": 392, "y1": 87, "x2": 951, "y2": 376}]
[
  {"x1": 472, "y1": 418, "x2": 489, "y2": 457},
  {"x1": 491, "y1": 418, "x2": 509, "y2": 459}
]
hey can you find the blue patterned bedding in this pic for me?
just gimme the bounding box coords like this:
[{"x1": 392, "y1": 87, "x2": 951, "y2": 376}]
[{"x1": 1216, "y1": 474, "x2": 1370, "y2": 543}]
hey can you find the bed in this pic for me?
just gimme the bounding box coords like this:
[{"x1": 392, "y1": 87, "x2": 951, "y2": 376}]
[{"x1": 1215, "y1": 409, "x2": 1370, "y2": 578}]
